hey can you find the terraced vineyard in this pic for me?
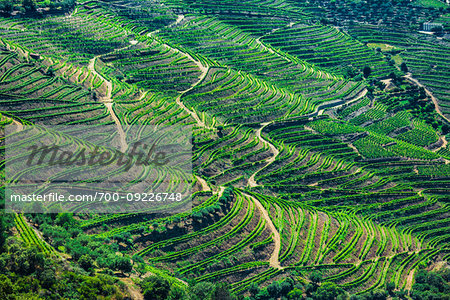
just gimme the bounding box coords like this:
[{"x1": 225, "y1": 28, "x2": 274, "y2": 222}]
[
  {"x1": 347, "y1": 24, "x2": 450, "y2": 119},
  {"x1": 0, "y1": 0, "x2": 449, "y2": 299}
]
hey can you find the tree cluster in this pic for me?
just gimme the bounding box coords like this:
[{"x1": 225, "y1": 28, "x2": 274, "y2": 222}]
[
  {"x1": 242, "y1": 271, "x2": 406, "y2": 300},
  {"x1": 0, "y1": 0, "x2": 75, "y2": 15},
  {"x1": 139, "y1": 277, "x2": 236, "y2": 300},
  {"x1": 33, "y1": 213, "x2": 134, "y2": 275},
  {"x1": 410, "y1": 269, "x2": 450, "y2": 300},
  {"x1": 0, "y1": 238, "x2": 127, "y2": 299}
]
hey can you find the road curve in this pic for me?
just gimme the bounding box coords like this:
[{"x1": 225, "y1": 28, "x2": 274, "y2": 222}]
[
  {"x1": 88, "y1": 57, "x2": 128, "y2": 152},
  {"x1": 248, "y1": 122, "x2": 279, "y2": 187},
  {"x1": 245, "y1": 193, "x2": 283, "y2": 269},
  {"x1": 404, "y1": 73, "x2": 450, "y2": 123}
]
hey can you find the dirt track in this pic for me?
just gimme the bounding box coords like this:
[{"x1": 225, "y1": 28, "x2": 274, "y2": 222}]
[
  {"x1": 196, "y1": 175, "x2": 211, "y2": 192},
  {"x1": 175, "y1": 64, "x2": 210, "y2": 129},
  {"x1": 245, "y1": 193, "x2": 283, "y2": 270},
  {"x1": 405, "y1": 73, "x2": 450, "y2": 123},
  {"x1": 248, "y1": 122, "x2": 279, "y2": 187},
  {"x1": 88, "y1": 57, "x2": 128, "y2": 152}
]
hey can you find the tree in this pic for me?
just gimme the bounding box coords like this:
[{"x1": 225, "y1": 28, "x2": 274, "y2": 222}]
[
  {"x1": 46, "y1": 67, "x2": 55, "y2": 77},
  {"x1": 22, "y1": 0, "x2": 36, "y2": 14},
  {"x1": 141, "y1": 276, "x2": 171, "y2": 300},
  {"x1": 0, "y1": 213, "x2": 6, "y2": 253},
  {"x1": 394, "y1": 289, "x2": 408, "y2": 299},
  {"x1": 15, "y1": 247, "x2": 45, "y2": 275},
  {"x1": 363, "y1": 66, "x2": 372, "y2": 78},
  {"x1": 350, "y1": 295, "x2": 365, "y2": 300},
  {"x1": 386, "y1": 281, "x2": 396, "y2": 295},
  {"x1": 400, "y1": 62, "x2": 408, "y2": 72},
  {"x1": 313, "y1": 282, "x2": 346, "y2": 300},
  {"x1": 319, "y1": 18, "x2": 328, "y2": 25},
  {"x1": 255, "y1": 288, "x2": 270, "y2": 299},
  {"x1": 59, "y1": 0, "x2": 75, "y2": 10},
  {"x1": 267, "y1": 281, "x2": 281, "y2": 297},
  {"x1": 190, "y1": 282, "x2": 214, "y2": 300},
  {"x1": 389, "y1": 72, "x2": 397, "y2": 81},
  {"x1": 55, "y1": 213, "x2": 77, "y2": 228},
  {"x1": 310, "y1": 271, "x2": 323, "y2": 285},
  {"x1": 39, "y1": 268, "x2": 57, "y2": 288},
  {"x1": 249, "y1": 282, "x2": 259, "y2": 297},
  {"x1": 78, "y1": 254, "x2": 94, "y2": 272},
  {"x1": 343, "y1": 66, "x2": 359, "y2": 79},
  {"x1": 368, "y1": 289, "x2": 388, "y2": 300},
  {"x1": 353, "y1": 74, "x2": 363, "y2": 81},
  {"x1": 0, "y1": 274, "x2": 14, "y2": 299},
  {"x1": 217, "y1": 125, "x2": 224, "y2": 138},
  {"x1": 135, "y1": 262, "x2": 147, "y2": 278},
  {"x1": 0, "y1": 0, "x2": 13, "y2": 13},
  {"x1": 280, "y1": 278, "x2": 294, "y2": 295},
  {"x1": 114, "y1": 256, "x2": 132, "y2": 275},
  {"x1": 211, "y1": 282, "x2": 235, "y2": 300},
  {"x1": 167, "y1": 286, "x2": 187, "y2": 300},
  {"x1": 288, "y1": 288, "x2": 303, "y2": 299}
]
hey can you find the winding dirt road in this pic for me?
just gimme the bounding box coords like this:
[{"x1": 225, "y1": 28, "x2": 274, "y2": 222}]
[
  {"x1": 405, "y1": 269, "x2": 415, "y2": 291},
  {"x1": 88, "y1": 57, "x2": 128, "y2": 152},
  {"x1": 104, "y1": 102, "x2": 128, "y2": 152},
  {"x1": 404, "y1": 73, "x2": 450, "y2": 123},
  {"x1": 175, "y1": 66, "x2": 210, "y2": 129},
  {"x1": 195, "y1": 175, "x2": 211, "y2": 192},
  {"x1": 11, "y1": 119, "x2": 23, "y2": 133},
  {"x1": 255, "y1": 36, "x2": 276, "y2": 55},
  {"x1": 431, "y1": 136, "x2": 448, "y2": 153},
  {"x1": 319, "y1": 88, "x2": 368, "y2": 116},
  {"x1": 88, "y1": 57, "x2": 112, "y2": 99},
  {"x1": 120, "y1": 278, "x2": 143, "y2": 300},
  {"x1": 146, "y1": 14, "x2": 210, "y2": 128},
  {"x1": 146, "y1": 14, "x2": 207, "y2": 75},
  {"x1": 248, "y1": 122, "x2": 280, "y2": 187},
  {"x1": 147, "y1": 15, "x2": 184, "y2": 37},
  {"x1": 245, "y1": 193, "x2": 282, "y2": 269}
]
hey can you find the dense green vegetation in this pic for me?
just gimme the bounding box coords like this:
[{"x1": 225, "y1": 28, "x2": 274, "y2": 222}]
[
  {"x1": 0, "y1": 0, "x2": 75, "y2": 15},
  {"x1": 0, "y1": 239, "x2": 128, "y2": 299}
]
